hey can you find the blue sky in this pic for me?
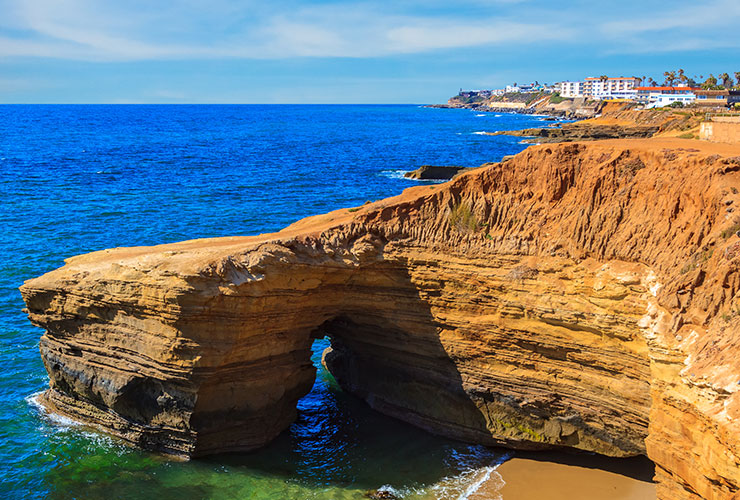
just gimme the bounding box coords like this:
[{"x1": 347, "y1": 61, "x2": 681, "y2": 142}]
[{"x1": 1, "y1": 0, "x2": 739, "y2": 103}]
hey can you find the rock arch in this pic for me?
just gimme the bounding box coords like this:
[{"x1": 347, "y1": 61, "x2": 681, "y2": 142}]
[{"x1": 22, "y1": 141, "x2": 740, "y2": 499}]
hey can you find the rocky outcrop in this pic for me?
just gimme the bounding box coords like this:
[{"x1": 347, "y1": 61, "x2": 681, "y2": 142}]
[
  {"x1": 488, "y1": 123, "x2": 659, "y2": 143},
  {"x1": 490, "y1": 105, "x2": 706, "y2": 143},
  {"x1": 20, "y1": 138, "x2": 740, "y2": 499},
  {"x1": 427, "y1": 92, "x2": 605, "y2": 118},
  {"x1": 404, "y1": 165, "x2": 470, "y2": 180}
]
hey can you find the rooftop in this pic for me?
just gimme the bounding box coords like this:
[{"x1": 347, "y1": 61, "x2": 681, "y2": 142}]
[{"x1": 635, "y1": 86, "x2": 700, "y2": 92}]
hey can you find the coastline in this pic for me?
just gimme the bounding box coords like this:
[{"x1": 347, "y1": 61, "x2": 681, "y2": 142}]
[
  {"x1": 424, "y1": 103, "x2": 573, "y2": 117},
  {"x1": 13, "y1": 102, "x2": 740, "y2": 499},
  {"x1": 469, "y1": 453, "x2": 656, "y2": 500}
]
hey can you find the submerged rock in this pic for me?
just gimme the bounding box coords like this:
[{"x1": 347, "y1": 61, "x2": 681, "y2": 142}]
[{"x1": 364, "y1": 489, "x2": 398, "y2": 499}]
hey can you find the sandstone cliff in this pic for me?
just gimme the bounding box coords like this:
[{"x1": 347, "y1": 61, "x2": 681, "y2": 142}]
[
  {"x1": 21, "y1": 138, "x2": 740, "y2": 499},
  {"x1": 490, "y1": 104, "x2": 705, "y2": 143}
]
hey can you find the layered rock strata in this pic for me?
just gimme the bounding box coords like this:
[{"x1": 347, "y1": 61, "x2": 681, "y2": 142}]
[{"x1": 21, "y1": 138, "x2": 740, "y2": 499}]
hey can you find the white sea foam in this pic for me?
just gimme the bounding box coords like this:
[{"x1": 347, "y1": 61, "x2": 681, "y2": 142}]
[
  {"x1": 471, "y1": 131, "x2": 490, "y2": 135},
  {"x1": 26, "y1": 391, "x2": 128, "y2": 454},
  {"x1": 475, "y1": 114, "x2": 486, "y2": 117},
  {"x1": 459, "y1": 466, "x2": 502, "y2": 500},
  {"x1": 380, "y1": 169, "x2": 411, "y2": 180},
  {"x1": 26, "y1": 391, "x2": 82, "y2": 428},
  {"x1": 419, "y1": 450, "x2": 511, "y2": 500},
  {"x1": 379, "y1": 170, "x2": 446, "y2": 183}
]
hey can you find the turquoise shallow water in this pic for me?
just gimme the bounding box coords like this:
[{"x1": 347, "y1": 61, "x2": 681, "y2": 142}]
[{"x1": 0, "y1": 105, "x2": 556, "y2": 499}]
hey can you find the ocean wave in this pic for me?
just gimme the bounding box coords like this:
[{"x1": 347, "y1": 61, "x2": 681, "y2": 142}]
[
  {"x1": 459, "y1": 466, "x2": 503, "y2": 500},
  {"x1": 380, "y1": 169, "x2": 411, "y2": 180},
  {"x1": 380, "y1": 170, "x2": 447, "y2": 183},
  {"x1": 25, "y1": 391, "x2": 82, "y2": 428},
  {"x1": 404, "y1": 448, "x2": 512, "y2": 500},
  {"x1": 424, "y1": 463, "x2": 506, "y2": 500},
  {"x1": 475, "y1": 114, "x2": 486, "y2": 117},
  {"x1": 471, "y1": 131, "x2": 490, "y2": 135},
  {"x1": 26, "y1": 391, "x2": 129, "y2": 454}
]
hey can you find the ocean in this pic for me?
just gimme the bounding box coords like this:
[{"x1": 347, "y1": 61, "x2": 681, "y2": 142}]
[{"x1": 0, "y1": 104, "x2": 557, "y2": 499}]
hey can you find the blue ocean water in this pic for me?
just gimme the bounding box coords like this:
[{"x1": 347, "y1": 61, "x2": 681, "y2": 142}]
[{"x1": 0, "y1": 105, "x2": 553, "y2": 499}]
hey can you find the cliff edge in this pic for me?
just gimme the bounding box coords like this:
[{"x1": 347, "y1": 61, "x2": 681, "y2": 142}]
[{"x1": 21, "y1": 138, "x2": 740, "y2": 500}]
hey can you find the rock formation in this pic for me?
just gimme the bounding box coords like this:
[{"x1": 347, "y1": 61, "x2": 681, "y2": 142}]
[
  {"x1": 403, "y1": 165, "x2": 470, "y2": 180},
  {"x1": 488, "y1": 123, "x2": 660, "y2": 142},
  {"x1": 21, "y1": 138, "x2": 740, "y2": 499},
  {"x1": 489, "y1": 104, "x2": 705, "y2": 143}
]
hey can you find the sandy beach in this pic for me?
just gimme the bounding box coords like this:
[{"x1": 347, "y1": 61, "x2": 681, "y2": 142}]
[{"x1": 470, "y1": 453, "x2": 656, "y2": 500}]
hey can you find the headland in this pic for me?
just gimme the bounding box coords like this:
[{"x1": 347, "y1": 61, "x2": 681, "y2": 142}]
[{"x1": 21, "y1": 132, "x2": 740, "y2": 500}]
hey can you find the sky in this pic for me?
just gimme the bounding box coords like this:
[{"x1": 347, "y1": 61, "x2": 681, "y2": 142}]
[{"x1": 1, "y1": 0, "x2": 739, "y2": 103}]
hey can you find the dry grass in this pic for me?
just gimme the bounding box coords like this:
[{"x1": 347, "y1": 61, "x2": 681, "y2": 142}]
[{"x1": 449, "y1": 202, "x2": 479, "y2": 233}]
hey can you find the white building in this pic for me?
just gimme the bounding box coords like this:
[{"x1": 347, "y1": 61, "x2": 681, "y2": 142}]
[
  {"x1": 635, "y1": 86, "x2": 698, "y2": 108},
  {"x1": 583, "y1": 77, "x2": 640, "y2": 100},
  {"x1": 505, "y1": 83, "x2": 539, "y2": 93},
  {"x1": 556, "y1": 81, "x2": 584, "y2": 98}
]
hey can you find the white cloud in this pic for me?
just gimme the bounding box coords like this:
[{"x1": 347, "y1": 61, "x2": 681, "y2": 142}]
[
  {"x1": 601, "y1": 0, "x2": 740, "y2": 36},
  {"x1": 0, "y1": 0, "x2": 574, "y2": 60},
  {"x1": 0, "y1": 0, "x2": 738, "y2": 61}
]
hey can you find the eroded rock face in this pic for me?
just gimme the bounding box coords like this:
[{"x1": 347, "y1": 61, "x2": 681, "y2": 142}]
[{"x1": 21, "y1": 138, "x2": 740, "y2": 499}]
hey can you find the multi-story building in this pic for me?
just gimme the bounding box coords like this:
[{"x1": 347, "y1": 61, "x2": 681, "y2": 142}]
[
  {"x1": 635, "y1": 86, "x2": 699, "y2": 107},
  {"x1": 556, "y1": 81, "x2": 584, "y2": 98},
  {"x1": 583, "y1": 77, "x2": 640, "y2": 100}
]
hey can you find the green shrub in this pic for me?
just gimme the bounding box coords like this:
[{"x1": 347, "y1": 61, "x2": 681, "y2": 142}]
[
  {"x1": 525, "y1": 92, "x2": 545, "y2": 105},
  {"x1": 448, "y1": 202, "x2": 479, "y2": 233},
  {"x1": 549, "y1": 92, "x2": 565, "y2": 104},
  {"x1": 721, "y1": 222, "x2": 740, "y2": 239}
]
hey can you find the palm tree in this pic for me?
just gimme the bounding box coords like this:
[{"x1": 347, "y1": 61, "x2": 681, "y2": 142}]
[
  {"x1": 719, "y1": 73, "x2": 731, "y2": 88},
  {"x1": 663, "y1": 71, "x2": 676, "y2": 86},
  {"x1": 735, "y1": 72, "x2": 740, "y2": 89},
  {"x1": 677, "y1": 69, "x2": 688, "y2": 84},
  {"x1": 703, "y1": 74, "x2": 718, "y2": 89}
]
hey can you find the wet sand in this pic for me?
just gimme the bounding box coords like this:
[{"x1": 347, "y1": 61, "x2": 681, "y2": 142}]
[{"x1": 470, "y1": 453, "x2": 655, "y2": 500}]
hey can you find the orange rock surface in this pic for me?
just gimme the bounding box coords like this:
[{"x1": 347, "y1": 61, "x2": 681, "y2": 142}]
[{"x1": 20, "y1": 138, "x2": 740, "y2": 499}]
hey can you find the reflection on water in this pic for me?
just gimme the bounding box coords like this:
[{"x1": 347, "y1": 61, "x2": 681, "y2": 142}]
[{"x1": 31, "y1": 338, "x2": 507, "y2": 500}]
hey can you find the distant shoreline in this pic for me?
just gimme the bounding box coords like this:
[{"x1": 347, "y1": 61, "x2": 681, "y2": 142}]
[{"x1": 425, "y1": 102, "x2": 570, "y2": 116}]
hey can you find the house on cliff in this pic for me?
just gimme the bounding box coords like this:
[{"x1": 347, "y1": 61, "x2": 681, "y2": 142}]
[
  {"x1": 635, "y1": 86, "x2": 699, "y2": 107},
  {"x1": 695, "y1": 89, "x2": 740, "y2": 107},
  {"x1": 583, "y1": 76, "x2": 640, "y2": 100},
  {"x1": 555, "y1": 81, "x2": 584, "y2": 98}
]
